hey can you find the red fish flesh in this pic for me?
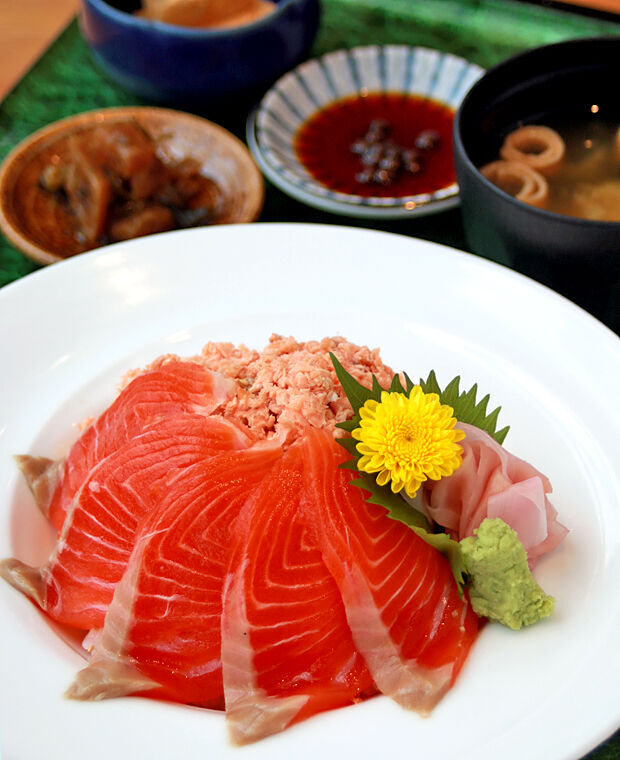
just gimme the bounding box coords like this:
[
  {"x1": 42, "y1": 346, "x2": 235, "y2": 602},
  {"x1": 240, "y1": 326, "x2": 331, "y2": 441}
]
[
  {"x1": 19, "y1": 360, "x2": 237, "y2": 533},
  {"x1": 0, "y1": 414, "x2": 251, "y2": 630},
  {"x1": 221, "y1": 441, "x2": 376, "y2": 744},
  {"x1": 299, "y1": 428, "x2": 479, "y2": 713},
  {"x1": 68, "y1": 446, "x2": 282, "y2": 707}
]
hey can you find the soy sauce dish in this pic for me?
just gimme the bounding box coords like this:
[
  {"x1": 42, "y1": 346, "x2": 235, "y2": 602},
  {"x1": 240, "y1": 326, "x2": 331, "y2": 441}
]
[{"x1": 247, "y1": 45, "x2": 484, "y2": 218}]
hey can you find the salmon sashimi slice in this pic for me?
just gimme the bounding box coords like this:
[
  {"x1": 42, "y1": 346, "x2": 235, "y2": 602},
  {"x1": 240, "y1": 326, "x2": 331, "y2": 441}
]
[
  {"x1": 67, "y1": 446, "x2": 283, "y2": 707},
  {"x1": 0, "y1": 414, "x2": 252, "y2": 630},
  {"x1": 300, "y1": 428, "x2": 479, "y2": 714},
  {"x1": 20, "y1": 360, "x2": 238, "y2": 533},
  {"x1": 221, "y1": 441, "x2": 376, "y2": 745}
]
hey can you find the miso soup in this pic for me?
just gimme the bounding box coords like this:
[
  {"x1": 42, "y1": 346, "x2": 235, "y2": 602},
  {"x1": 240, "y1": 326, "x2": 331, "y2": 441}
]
[{"x1": 481, "y1": 104, "x2": 620, "y2": 222}]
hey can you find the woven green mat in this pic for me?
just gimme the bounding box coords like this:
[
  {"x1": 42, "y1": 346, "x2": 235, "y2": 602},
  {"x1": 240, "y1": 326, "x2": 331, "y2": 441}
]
[
  {"x1": 0, "y1": 1, "x2": 619, "y2": 756},
  {"x1": 1, "y1": 0, "x2": 618, "y2": 288}
]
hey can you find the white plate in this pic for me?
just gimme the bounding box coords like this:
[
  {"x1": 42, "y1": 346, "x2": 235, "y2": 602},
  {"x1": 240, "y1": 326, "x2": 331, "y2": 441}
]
[
  {"x1": 1, "y1": 223, "x2": 619, "y2": 760},
  {"x1": 247, "y1": 45, "x2": 484, "y2": 219}
]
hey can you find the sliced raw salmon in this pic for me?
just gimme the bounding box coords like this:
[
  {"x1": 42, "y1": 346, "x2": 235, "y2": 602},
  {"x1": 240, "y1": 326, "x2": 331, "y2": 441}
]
[
  {"x1": 221, "y1": 441, "x2": 376, "y2": 745},
  {"x1": 300, "y1": 428, "x2": 479, "y2": 713},
  {"x1": 67, "y1": 445, "x2": 282, "y2": 706},
  {"x1": 21, "y1": 360, "x2": 238, "y2": 532},
  {"x1": 0, "y1": 414, "x2": 251, "y2": 630}
]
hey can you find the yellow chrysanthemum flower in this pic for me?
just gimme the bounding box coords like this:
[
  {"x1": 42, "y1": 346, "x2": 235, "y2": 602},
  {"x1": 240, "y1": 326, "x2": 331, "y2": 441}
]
[{"x1": 352, "y1": 387, "x2": 465, "y2": 498}]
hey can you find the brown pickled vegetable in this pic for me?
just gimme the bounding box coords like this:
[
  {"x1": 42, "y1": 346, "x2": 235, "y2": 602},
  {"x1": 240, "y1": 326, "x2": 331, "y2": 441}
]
[{"x1": 38, "y1": 119, "x2": 224, "y2": 250}]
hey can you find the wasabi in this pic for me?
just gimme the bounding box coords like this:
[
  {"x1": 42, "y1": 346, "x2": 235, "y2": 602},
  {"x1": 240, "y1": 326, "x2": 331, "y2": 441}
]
[{"x1": 460, "y1": 518, "x2": 554, "y2": 630}]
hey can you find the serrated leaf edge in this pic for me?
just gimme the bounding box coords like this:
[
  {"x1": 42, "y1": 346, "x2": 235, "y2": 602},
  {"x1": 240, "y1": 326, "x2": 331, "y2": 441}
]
[
  {"x1": 329, "y1": 357, "x2": 510, "y2": 596},
  {"x1": 419, "y1": 371, "x2": 509, "y2": 445}
]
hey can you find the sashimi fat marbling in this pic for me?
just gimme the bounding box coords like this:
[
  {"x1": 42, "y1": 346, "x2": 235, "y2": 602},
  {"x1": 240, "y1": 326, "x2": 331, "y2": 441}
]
[{"x1": 0, "y1": 333, "x2": 567, "y2": 745}]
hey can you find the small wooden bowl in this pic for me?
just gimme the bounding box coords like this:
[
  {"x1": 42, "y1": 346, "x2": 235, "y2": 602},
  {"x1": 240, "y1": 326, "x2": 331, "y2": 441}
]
[{"x1": 0, "y1": 106, "x2": 265, "y2": 265}]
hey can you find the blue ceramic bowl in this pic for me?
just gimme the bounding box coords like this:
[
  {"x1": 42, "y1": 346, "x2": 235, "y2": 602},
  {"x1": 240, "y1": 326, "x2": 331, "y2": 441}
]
[{"x1": 80, "y1": 0, "x2": 321, "y2": 104}]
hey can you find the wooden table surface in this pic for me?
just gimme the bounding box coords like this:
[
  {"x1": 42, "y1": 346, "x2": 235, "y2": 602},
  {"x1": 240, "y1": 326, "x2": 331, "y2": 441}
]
[{"x1": 0, "y1": 0, "x2": 79, "y2": 100}]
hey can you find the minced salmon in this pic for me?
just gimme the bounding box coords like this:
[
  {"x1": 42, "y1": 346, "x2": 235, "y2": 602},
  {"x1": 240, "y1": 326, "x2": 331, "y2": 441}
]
[{"x1": 124, "y1": 335, "x2": 394, "y2": 444}]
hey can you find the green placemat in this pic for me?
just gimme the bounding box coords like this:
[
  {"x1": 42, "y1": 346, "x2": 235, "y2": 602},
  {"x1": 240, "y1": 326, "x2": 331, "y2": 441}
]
[
  {"x1": 1, "y1": 0, "x2": 619, "y2": 288},
  {"x1": 0, "y1": 1, "x2": 619, "y2": 756}
]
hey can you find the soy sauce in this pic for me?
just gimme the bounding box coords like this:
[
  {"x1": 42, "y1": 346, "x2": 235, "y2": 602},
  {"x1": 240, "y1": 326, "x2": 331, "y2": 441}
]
[{"x1": 294, "y1": 92, "x2": 456, "y2": 198}]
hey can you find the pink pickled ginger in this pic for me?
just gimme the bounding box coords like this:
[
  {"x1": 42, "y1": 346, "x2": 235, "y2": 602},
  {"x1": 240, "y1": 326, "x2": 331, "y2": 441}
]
[{"x1": 423, "y1": 423, "x2": 568, "y2": 565}]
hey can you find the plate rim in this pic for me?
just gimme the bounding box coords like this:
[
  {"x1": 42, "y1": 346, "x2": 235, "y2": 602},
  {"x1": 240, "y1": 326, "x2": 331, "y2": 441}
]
[
  {"x1": 247, "y1": 44, "x2": 485, "y2": 219},
  {"x1": 1, "y1": 223, "x2": 619, "y2": 760},
  {"x1": 246, "y1": 109, "x2": 461, "y2": 219}
]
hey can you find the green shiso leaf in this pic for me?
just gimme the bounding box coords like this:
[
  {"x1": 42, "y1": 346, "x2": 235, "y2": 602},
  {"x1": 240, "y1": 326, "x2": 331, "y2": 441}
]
[
  {"x1": 388, "y1": 373, "x2": 408, "y2": 395},
  {"x1": 329, "y1": 357, "x2": 512, "y2": 597},
  {"x1": 336, "y1": 419, "x2": 358, "y2": 433},
  {"x1": 350, "y1": 472, "x2": 431, "y2": 531},
  {"x1": 420, "y1": 369, "x2": 441, "y2": 396},
  {"x1": 330, "y1": 352, "x2": 378, "y2": 413},
  {"x1": 329, "y1": 354, "x2": 469, "y2": 594},
  {"x1": 413, "y1": 529, "x2": 468, "y2": 596},
  {"x1": 419, "y1": 371, "x2": 510, "y2": 444},
  {"x1": 335, "y1": 437, "x2": 358, "y2": 459}
]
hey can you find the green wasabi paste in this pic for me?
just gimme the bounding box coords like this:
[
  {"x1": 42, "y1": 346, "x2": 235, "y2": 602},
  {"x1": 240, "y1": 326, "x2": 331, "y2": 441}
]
[{"x1": 460, "y1": 518, "x2": 554, "y2": 630}]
